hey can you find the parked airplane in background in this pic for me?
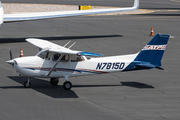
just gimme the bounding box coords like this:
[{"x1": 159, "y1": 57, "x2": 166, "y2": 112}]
[
  {"x1": 6, "y1": 34, "x2": 170, "y2": 90},
  {"x1": 0, "y1": 0, "x2": 139, "y2": 25}
]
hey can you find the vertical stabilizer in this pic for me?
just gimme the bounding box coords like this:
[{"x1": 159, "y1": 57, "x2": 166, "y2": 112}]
[
  {"x1": 134, "y1": 34, "x2": 170, "y2": 67},
  {"x1": 0, "y1": 1, "x2": 4, "y2": 25},
  {"x1": 133, "y1": 0, "x2": 139, "y2": 9}
]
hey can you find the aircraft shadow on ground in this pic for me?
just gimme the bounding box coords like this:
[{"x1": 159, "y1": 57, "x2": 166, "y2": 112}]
[
  {"x1": 2, "y1": 76, "x2": 154, "y2": 98},
  {"x1": 6, "y1": 76, "x2": 79, "y2": 98},
  {"x1": 0, "y1": 34, "x2": 123, "y2": 43},
  {"x1": 121, "y1": 82, "x2": 154, "y2": 88}
]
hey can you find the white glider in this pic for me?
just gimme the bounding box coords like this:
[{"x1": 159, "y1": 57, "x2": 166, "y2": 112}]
[{"x1": 0, "y1": 0, "x2": 139, "y2": 25}]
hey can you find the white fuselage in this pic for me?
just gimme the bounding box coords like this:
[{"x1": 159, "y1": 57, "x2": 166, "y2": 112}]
[{"x1": 13, "y1": 53, "x2": 137, "y2": 78}]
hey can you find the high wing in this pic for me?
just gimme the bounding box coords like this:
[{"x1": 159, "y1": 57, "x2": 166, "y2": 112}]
[
  {"x1": 0, "y1": 0, "x2": 139, "y2": 23},
  {"x1": 26, "y1": 38, "x2": 102, "y2": 56}
]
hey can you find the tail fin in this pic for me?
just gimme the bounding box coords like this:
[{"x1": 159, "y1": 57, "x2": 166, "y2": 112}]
[
  {"x1": 0, "y1": 1, "x2": 4, "y2": 25},
  {"x1": 134, "y1": 34, "x2": 170, "y2": 68},
  {"x1": 133, "y1": 0, "x2": 139, "y2": 9}
]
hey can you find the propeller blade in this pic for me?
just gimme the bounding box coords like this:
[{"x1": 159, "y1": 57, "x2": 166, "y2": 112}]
[{"x1": 9, "y1": 48, "x2": 13, "y2": 60}]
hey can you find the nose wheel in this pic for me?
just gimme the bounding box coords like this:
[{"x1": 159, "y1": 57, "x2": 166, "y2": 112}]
[
  {"x1": 24, "y1": 78, "x2": 32, "y2": 88},
  {"x1": 63, "y1": 81, "x2": 72, "y2": 90}
]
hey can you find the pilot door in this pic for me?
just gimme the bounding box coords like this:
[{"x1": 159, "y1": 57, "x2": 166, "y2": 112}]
[
  {"x1": 39, "y1": 52, "x2": 70, "y2": 77},
  {"x1": 55, "y1": 54, "x2": 70, "y2": 76},
  {"x1": 68, "y1": 54, "x2": 85, "y2": 76}
]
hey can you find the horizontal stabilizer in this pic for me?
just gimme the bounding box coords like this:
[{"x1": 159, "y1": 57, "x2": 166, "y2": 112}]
[
  {"x1": 155, "y1": 66, "x2": 164, "y2": 70},
  {"x1": 135, "y1": 63, "x2": 156, "y2": 68},
  {"x1": 135, "y1": 63, "x2": 164, "y2": 70}
]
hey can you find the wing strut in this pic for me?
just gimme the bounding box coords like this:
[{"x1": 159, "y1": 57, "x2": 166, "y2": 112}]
[
  {"x1": 46, "y1": 53, "x2": 63, "y2": 76},
  {"x1": 63, "y1": 41, "x2": 71, "y2": 47},
  {"x1": 68, "y1": 42, "x2": 76, "y2": 49}
]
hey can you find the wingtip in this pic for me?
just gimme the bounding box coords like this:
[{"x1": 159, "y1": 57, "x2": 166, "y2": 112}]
[{"x1": 0, "y1": 1, "x2": 2, "y2": 8}]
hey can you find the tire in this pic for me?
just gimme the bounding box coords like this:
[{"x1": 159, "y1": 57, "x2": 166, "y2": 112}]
[
  {"x1": 24, "y1": 81, "x2": 31, "y2": 88},
  {"x1": 50, "y1": 78, "x2": 59, "y2": 85},
  {"x1": 63, "y1": 81, "x2": 72, "y2": 90}
]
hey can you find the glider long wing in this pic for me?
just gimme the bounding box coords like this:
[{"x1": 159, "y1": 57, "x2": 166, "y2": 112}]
[{"x1": 3, "y1": 0, "x2": 139, "y2": 22}]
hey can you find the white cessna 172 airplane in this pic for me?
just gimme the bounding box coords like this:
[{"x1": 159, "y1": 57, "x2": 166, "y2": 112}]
[
  {"x1": 0, "y1": 0, "x2": 139, "y2": 26},
  {"x1": 6, "y1": 34, "x2": 170, "y2": 90}
]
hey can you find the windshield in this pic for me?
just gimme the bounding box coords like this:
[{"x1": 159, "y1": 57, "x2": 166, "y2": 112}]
[{"x1": 36, "y1": 49, "x2": 49, "y2": 59}]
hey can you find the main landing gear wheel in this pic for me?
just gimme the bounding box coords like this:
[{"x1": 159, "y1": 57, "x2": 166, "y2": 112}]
[
  {"x1": 63, "y1": 81, "x2": 72, "y2": 90},
  {"x1": 24, "y1": 81, "x2": 31, "y2": 88},
  {"x1": 50, "y1": 78, "x2": 59, "y2": 85}
]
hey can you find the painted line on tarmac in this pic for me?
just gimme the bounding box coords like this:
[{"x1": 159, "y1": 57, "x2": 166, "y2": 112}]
[{"x1": 170, "y1": 0, "x2": 180, "y2": 3}]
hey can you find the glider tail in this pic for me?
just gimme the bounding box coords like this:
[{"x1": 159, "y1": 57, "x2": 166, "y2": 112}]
[
  {"x1": 0, "y1": 1, "x2": 4, "y2": 26},
  {"x1": 133, "y1": 0, "x2": 139, "y2": 9},
  {"x1": 133, "y1": 34, "x2": 170, "y2": 69}
]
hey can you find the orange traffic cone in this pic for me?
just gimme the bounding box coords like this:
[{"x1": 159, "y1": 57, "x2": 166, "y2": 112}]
[
  {"x1": 20, "y1": 48, "x2": 23, "y2": 57},
  {"x1": 150, "y1": 27, "x2": 154, "y2": 36}
]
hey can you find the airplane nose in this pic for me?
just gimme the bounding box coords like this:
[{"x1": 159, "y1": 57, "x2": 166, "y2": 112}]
[{"x1": 6, "y1": 59, "x2": 14, "y2": 65}]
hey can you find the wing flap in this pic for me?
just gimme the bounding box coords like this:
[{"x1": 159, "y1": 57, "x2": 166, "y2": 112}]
[
  {"x1": 49, "y1": 49, "x2": 101, "y2": 56},
  {"x1": 49, "y1": 48, "x2": 78, "y2": 55}
]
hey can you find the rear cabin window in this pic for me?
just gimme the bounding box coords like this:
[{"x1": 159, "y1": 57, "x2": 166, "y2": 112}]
[
  {"x1": 71, "y1": 55, "x2": 84, "y2": 62},
  {"x1": 60, "y1": 54, "x2": 69, "y2": 62}
]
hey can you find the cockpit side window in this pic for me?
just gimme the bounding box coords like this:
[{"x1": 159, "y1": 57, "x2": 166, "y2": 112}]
[
  {"x1": 46, "y1": 52, "x2": 52, "y2": 60},
  {"x1": 52, "y1": 53, "x2": 61, "y2": 61},
  {"x1": 60, "y1": 54, "x2": 69, "y2": 62}
]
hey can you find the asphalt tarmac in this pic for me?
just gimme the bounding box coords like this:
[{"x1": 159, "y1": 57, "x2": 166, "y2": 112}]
[{"x1": 0, "y1": 0, "x2": 180, "y2": 120}]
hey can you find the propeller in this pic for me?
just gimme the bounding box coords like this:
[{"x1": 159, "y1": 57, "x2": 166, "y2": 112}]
[
  {"x1": 6, "y1": 48, "x2": 14, "y2": 65},
  {"x1": 6, "y1": 48, "x2": 16, "y2": 76},
  {"x1": 6, "y1": 48, "x2": 22, "y2": 76}
]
